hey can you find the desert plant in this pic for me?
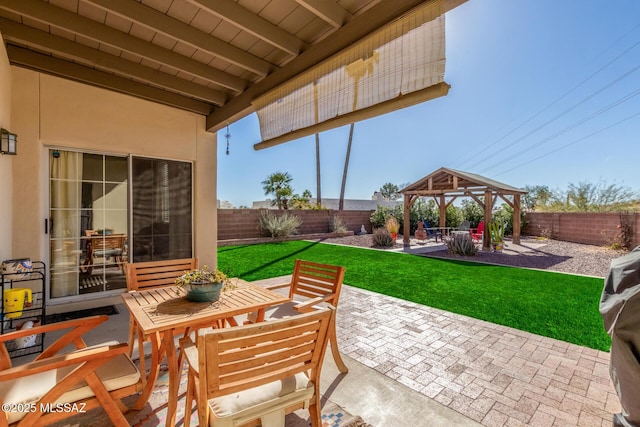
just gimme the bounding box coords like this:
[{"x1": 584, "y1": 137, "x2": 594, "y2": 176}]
[
  {"x1": 385, "y1": 216, "x2": 399, "y2": 234},
  {"x1": 372, "y1": 228, "x2": 395, "y2": 247},
  {"x1": 446, "y1": 234, "x2": 478, "y2": 256},
  {"x1": 370, "y1": 206, "x2": 393, "y2": 228},
  {"x1": 257, "y1": 210, "x2": 301, "y2": 237},
  {"x1": 330, "y1": 216, "x2": 348, "y2": 233},
  {"x1": 489, "y1": 220, "x2": 506, "y2": 243}
]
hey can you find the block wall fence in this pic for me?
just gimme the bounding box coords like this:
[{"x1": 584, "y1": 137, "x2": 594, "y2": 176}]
[
  {"x1": 217, "y1": 209, "x2": 374, "y2": 241},
  {"x1": 523, "y1": 212, "x2": 640, "y2": 248}
]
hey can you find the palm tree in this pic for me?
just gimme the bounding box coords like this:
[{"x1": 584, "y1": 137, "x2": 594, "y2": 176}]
[
  {"x1": 339, "y1": 52, "x2": 379, "y2": 210},
  {"x1": 262, "y1": 172, "x2": 294, "y2": 210}
]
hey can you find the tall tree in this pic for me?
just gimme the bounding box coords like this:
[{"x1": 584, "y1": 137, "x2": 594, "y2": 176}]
[
  {"x1": 261, "y1": 172, "x2": 293, "y2": 210},
  {"x1": 379, "y1": 183, "x2": 401, "y2": 200},
  {"x1": 339, "y1": 52, "x2": 380, "y2": 210}
]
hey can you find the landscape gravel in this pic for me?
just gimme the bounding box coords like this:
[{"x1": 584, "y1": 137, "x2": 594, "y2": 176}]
[{"x1": 312, "y1": 234, "x2": 627, "y2": 278}]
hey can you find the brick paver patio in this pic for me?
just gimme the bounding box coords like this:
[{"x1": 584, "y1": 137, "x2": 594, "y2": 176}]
[{"x1": 336, "y1": 285, "x2": 619, "y2": 427}]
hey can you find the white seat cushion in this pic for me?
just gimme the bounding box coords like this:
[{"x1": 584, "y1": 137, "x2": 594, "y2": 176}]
[
  {"x1": 0, "y1": 341, "x2": 140, "y2": 424},
  {"x1": 208, "y1": 372, "x2": 314, "y2": 426}
]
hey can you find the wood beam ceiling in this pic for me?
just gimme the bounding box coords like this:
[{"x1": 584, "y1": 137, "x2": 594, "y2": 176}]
[
  {"x1": 187, "y1": 0, "x2": 306, "y2": 55},
  {"x1": 0, "y1": 17, "x2": 227, "y2": 105},
  {"x1": 84, "y1": 0, "x2": 273, "y2": 77},
  {"x1": 294, "y1": 0, "x2": 352, "y2": 28},
  {"x1": 7, "y1": 45, "x2": 213, "y2": 115},
  {"x1": 0, "y1": 0, "x2": 247, "y2": 92}
]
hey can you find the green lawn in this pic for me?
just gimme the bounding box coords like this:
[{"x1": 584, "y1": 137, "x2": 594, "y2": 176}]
[{"x1": 218, "y1": 241, "x2": 610, "y2": 351}]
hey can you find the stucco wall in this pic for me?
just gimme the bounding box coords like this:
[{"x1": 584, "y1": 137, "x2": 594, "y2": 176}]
[
  {"x1": 10, "y1": 68, "x2": 217, "y2": 280},
  {"x1": 218, "y1": 209, "x2": 373, "y2": 240},
  {"x1": 523, "y1": 212, "x2": 640, "y2": 248},
  {"x1": 0, "y1": 32, "x2": 12, "y2": 262}
]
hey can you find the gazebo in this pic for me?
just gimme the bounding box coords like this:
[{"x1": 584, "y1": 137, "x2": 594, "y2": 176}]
[{"x1": 400, "y1": 168, "x2": 528, "y2": 249}]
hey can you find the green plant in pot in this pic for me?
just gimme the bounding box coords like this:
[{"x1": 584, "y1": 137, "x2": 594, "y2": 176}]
[
  {"x1": 488, "y1": 220, "x2": 506, "y2": 252},
  {"x1": 175, "y1": 265, "x2": 232, "y2": 302}
]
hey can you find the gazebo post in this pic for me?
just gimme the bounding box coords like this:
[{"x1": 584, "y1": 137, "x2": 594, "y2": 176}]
[
  {"x1": 513, "y1": 194, "x2": 521, "y2": 244},
  {"x1": 403, "y1": 194, "x2": 411, "y2": 245},
  {"x1": 483, "y1": 190, "x2": 492, "y2": 251},
  {"x1": 439, "y1": 195, "x2": 446, "y2": 228}
]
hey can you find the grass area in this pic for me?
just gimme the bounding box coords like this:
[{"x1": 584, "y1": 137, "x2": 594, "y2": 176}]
[{"x1": 218, "y1": 241, "x2": 610, "y2": 352}]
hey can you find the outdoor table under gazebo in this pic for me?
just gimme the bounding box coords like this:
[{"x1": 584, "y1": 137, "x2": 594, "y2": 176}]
[{"x1": 400, "y1": 168, "x2": 528, "y2": 250}]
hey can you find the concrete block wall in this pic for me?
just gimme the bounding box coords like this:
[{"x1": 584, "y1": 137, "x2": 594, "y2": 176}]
[
  {"x1": 523, "y1": 212, "x2": 640, "y2": 248},
  {"x1": 217, "y1": 209, "x2": 373, "y2": 241}
]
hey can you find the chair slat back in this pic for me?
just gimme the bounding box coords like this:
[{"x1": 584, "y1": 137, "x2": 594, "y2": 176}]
[
  {"x1": 198, "y1": 308, "x2": 333, "y2": 398},
  {"x1": 126, "y1": 258, "x2": 198, "y2": 291},
  {"x1": 92, "y1": 234, "x2": 126, "y2": 251},
  {"x1": 290, "y1": 260, "x2": 345, "y2": 306}
]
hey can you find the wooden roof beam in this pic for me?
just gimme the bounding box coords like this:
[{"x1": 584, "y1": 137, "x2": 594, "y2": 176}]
[
  {"x1": 187, "y1": 0, "x2": 305, "y2": 56},
  {"x1": 85, "y1": 0, "x2": 273, "y2": 77},
  {"x1": 294, "y1": 0, "x2": 353, "y2": 28},
  {"x1": 8, "y1": 46, "x2": 213, "y2": 115},
  {"x1": 0, "y1": 0, "x2": 247, "y2": 92},
  {"x1": 0, "y1": 18, "x2": 227, "y2": 105}
]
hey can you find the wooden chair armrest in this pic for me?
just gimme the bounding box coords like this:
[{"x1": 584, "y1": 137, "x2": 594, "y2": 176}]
[
  {"x1": 179, "y1": 336, "x2": 199, "y2": 375},
  {"x1": 37, "y1": 315, "x2": 113, "y2": 359},
  {"x1": 263, "y1": 282, "x2": 292, "y2": 291},
  {"x1": 293, "y1": 294, "x2": 335, "y2": 313},
  {"x1": 0, "y1": 315, "x2": 106, "y2": 343},
  {"x1": 0, "y1": 343, "x2": 129, "y2": 382}
]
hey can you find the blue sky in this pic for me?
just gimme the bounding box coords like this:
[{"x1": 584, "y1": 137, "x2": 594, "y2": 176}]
[{"x1": 217, "y1": 0, "x2": 640, "y2": 208}]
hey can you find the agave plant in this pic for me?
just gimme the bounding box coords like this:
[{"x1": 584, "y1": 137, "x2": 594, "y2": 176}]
[{"x1": 446, "y1": 234, "x2": 478, "y2": 256}]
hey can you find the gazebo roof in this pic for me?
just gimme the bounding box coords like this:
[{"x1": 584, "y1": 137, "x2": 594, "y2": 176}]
[{"x1": 401, "y1": 167, "x2": 527, "y2": 196}]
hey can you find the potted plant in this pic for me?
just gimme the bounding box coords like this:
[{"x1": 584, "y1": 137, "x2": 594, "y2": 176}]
[
  {"x1": 175, "y1": 265, "x2": 231, "y2": 302},
  {"x1": 385, "y1": 216, "x2": 400, "y2": 241},
  {"x1": 488, "y1": 220, "x2": 506, "y2": 252}
]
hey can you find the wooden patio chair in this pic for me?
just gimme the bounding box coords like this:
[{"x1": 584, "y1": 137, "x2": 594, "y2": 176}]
[
  {"x1": 247, "y1": 259, "x2": 348, "y2": 373},
  {"x1": 0, "y1": 315, "x2": 141, "y2": 427},
  {"x1": 180, "y1": 306, "x2": 334, "y2": 427},
  {"x1": 470, "y1": 221, "x2": 485, "y2": 243},
  {"x1": 125, "y1": 258, "x2": 198, "y2": 372},
  {"x1": 125, "y1": 258, "x2": 198, "y2": 363},
  {"x1": 81, "y1": 233, "x2": 128, "y2": 274}
]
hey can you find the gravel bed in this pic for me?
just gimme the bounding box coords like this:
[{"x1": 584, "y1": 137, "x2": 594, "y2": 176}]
[{"x1": 312, "y1": 234, "x2": 626, "y2": 278}]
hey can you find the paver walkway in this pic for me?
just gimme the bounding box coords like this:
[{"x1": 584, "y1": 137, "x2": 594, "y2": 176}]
[{"x1": 336, "y1": 285, "x2": 619, "y2": 427}]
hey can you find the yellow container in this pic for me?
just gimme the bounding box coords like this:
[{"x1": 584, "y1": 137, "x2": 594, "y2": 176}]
[{"x1": 3, "y1": 288, "x2": 33, "y2": 319}]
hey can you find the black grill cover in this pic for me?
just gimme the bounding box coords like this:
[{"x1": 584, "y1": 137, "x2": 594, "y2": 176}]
[{"x1": 600, "y1": 246, "x2": 640, "y2": 427}]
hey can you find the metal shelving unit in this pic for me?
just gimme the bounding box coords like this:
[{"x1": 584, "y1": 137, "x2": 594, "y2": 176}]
[{"x1": 1, "y1": 261, "x2": 46, "y2": 358}]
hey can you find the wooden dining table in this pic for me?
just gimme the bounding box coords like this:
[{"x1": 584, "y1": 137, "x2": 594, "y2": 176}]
[{"x1": 121, "y1": 279, "x2": 290, "y2": 427}]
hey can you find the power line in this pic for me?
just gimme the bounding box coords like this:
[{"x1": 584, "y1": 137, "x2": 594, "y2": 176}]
[
  {"x1": 492, "y1": 110, "x2": 640, "y2": 178},
  {"x1": 455, "y1": 29, "x2": 640, "y2": 170},
  {"x1": 477, "y1": 86, "x2": 640, "y2": 173},
  {"x1": 472, "y1": 61, "x2": 640, "y2": 172}
]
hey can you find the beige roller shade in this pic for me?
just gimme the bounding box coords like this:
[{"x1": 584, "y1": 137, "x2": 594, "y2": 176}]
[{"x1": 253, "y1": 0, "x2": 447, "y2": 150}]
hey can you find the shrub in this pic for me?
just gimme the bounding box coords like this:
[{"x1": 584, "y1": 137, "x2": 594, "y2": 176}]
[
  {"x1": 257, "y1": 210, "x2": 301, "y2": 237},
  {"x1": 385, "y1": 216, "x2": 399, "y2": 234},
  {"x1": 446, "y1": 234, "x2": 478, "y2": 256},
  {"x1": 372, "y1": 228, "x2": 395, "y2": 247},
  {"x1": 370, "y1": 206, "x2": 393, "y2": 228},
  {"x1": 330, "y1": 216, "x2": 348, "y2": 233}
]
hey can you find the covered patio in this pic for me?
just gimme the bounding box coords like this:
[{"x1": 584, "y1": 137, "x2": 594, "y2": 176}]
[{"x1": 400, "y1": 167, "x2": 528, "y2": 249}]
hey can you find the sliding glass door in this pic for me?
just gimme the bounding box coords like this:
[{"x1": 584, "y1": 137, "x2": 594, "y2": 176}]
[
  {"x1": 49, "y1": 151, "x2": 193, "y2": 301},
  {"x1": 131, "y1": 157, "x2": 192, "y2": 262},
  {"x1": 49, "y1": 150, "x2": 128, "y2": 298}
]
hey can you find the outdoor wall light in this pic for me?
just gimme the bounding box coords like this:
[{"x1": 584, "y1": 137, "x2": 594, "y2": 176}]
[{"x1": 0, "y1": 128, "x2": 17, "y2": 155}]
